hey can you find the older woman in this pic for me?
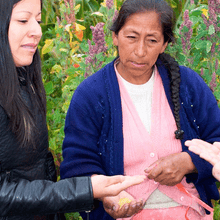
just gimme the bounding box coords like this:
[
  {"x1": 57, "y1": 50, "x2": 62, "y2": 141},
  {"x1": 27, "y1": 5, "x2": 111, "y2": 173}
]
[
  {"x1": 0, "y1": 0, "x2": 146, "y2": 219},
  {"x1": 60, "y1": 0, "x2": 220, "y2": 219}
]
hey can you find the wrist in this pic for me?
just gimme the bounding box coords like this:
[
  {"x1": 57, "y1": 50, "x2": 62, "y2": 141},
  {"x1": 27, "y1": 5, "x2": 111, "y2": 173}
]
[{"x1": 181, "y1": 152, "x2": 197, "y2": 174}]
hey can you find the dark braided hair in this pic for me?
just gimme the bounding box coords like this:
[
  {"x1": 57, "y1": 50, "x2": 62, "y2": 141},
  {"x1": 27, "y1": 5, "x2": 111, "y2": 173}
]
[
  {"x1": 110, "y1": 0, "x2": 184, "y2": 139},
  {"x1": 159, "y1": 53, "x2": 184, "y2": 139}
]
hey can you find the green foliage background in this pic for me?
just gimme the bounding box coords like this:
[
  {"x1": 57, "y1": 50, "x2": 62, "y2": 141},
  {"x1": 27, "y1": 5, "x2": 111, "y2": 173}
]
[{"x1": 39, "y1": 0, "x2": 220, "y2": 219}]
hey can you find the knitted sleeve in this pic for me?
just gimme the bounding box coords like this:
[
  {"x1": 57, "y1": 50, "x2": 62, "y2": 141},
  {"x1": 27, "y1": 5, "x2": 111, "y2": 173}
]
[{"x1": 60, "y1": 76, "x2": 107, "y2": 178}]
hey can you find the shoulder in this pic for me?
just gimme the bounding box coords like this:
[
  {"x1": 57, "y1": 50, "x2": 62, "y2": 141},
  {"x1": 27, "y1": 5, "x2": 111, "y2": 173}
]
[
  {"x1": 68, "y1": 60, "x2": 117, "y2": 111},
  {"x1": 179, "y1": 66, "x2": 204, "y2": 83},
  {"x1": 179, "y1": 66, "x2": 216, "y2": 106},
  {"x1": 179, "y1": 66, "x2": 212, "y2": 93},
  {"x1": 73, "y1": 60, "x2": 116, "y2": 101},
  {"x1": 78, "y1": 61, "x2": 115, "y2": 91}
]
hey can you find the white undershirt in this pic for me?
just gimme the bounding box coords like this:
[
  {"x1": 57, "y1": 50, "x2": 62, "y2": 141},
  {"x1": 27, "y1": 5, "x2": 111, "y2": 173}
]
[{"x1": 117, "y1": 70, "x2": 155, "y2": 133}]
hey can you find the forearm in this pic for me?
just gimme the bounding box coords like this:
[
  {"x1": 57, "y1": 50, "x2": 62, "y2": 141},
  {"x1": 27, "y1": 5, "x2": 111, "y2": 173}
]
[{"x1": 0, "y1": 175, "x2": 93, "y2": 216}]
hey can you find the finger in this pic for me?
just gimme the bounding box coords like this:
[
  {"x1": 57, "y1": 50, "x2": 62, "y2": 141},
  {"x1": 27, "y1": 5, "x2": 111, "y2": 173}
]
[
  {"x1": 146, "y1": 164, "x2": 163, "y2": 180},
  {"x1": 106, "y1": 202, "x2": 131, "y2": 219},
  {"x1": 107, "y1": 175, "x2": 146, "y2": 196},
  {"x1": 106, "y1": 175, "x2": 145, "y2": 186},
  {"x1": 119, "y1": 175, "x2": 146, "y2": 189},
  {"x1": 144, "y1": 161, "x2": 159, "y2": 173},
  {"x1": 213, "y1": 142, "x2": 220, "y2": 151},
  {"x1": 117, "y1": 203, "x2": 130, "y2": 217},
  {"x1": 200, "y1": 152, "x2": 220, "y2": 166},
  {"x1": 103, "y1": 196, "x2": 120, "y2": 212},
  {"x1": 188, "y1": 145, "x2": 202, "y2": 155},
  {"x1": 124, "y1": 199, "x2": 143, "y2": 217},
  {"x1": 212, "y1": 162, "x2": 220, "y2": 181},
  {"x1": 185, "y1": 139, "x2": 213, "y2": 148},
  {"x1": 188, "y1": 145, "x2": 220, "y2": 165},
  {"x1": 188, "y1": 143, "x2": 220, "y2": 155},
  {"x1": 104, "y1": 175, "x2": 125, "y2": 186}
]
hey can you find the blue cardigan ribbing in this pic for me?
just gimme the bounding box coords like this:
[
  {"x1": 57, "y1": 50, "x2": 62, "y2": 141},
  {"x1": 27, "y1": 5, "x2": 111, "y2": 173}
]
[{"x1": 60, "y1": 59, "x2": 220, "y2": 220}]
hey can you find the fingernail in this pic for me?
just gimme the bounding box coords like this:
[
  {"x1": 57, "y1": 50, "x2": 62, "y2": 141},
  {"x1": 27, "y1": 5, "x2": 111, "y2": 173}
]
[
  {"x1": 112, "y1": 206, "x2": 116, "y2": 211},
  {"x1": 138, "y1": 199, "x2": 144, "y2": 206},
  {"x1": 124, "y1": 205, "x2": 129, "y2": 211},
  {"x1": 132, "y1": 204, "x2": 136, "y2": 209}
]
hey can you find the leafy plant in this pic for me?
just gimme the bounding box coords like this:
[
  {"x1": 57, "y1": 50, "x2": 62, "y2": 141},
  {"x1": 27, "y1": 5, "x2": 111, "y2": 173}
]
[
  {"x1": 39, "y1": 0, "x2": 220, "y2": 219},
  {"x1": 40, "y1": 0, "x2": 86, "y2": 178},
  {"x1": 166, "y1": 0, "x2": 220, "y2": 104}
]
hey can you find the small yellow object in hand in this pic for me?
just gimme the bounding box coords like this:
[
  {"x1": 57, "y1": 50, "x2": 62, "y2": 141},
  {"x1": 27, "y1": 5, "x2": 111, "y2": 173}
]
[{"x1": 118, "y1": 198, "x2": 132, "y2": 208}]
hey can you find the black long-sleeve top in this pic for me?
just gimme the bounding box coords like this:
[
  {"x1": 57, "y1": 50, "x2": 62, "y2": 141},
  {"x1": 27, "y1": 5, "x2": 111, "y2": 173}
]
[{"x1": 0, "y1": 68, "x2": 94, "y2": 220}]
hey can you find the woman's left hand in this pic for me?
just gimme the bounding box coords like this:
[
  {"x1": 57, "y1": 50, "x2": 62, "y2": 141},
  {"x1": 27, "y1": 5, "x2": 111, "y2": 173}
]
[
  {"x1": 185, "y1": 139, "x2": 220, "y2": 181},
  {"x1": 145, "y1": 152, "x2": 197, "y2": 186}
]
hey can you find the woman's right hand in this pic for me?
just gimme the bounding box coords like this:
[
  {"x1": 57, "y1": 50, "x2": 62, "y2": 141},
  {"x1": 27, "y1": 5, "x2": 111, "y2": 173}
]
[
  {"x1": 91, "y1": 174, "x2": 145, "y2": 199},
  {"x1": 101, "y1": 190, "x2": 144, "y2": 219}
]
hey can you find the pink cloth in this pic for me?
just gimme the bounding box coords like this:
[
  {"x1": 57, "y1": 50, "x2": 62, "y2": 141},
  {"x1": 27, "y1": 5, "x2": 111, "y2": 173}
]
[
  {"x1": 132, "y1": 206, "x2": 213, "y2": 220},
  {"x1": 115, "y1": 65, "x2": 212, "y2": 219}
]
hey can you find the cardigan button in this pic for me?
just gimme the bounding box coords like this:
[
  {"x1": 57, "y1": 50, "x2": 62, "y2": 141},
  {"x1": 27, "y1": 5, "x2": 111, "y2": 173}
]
[{"x1": 150, "y1": 153, "x2": 155, "y2": 158}]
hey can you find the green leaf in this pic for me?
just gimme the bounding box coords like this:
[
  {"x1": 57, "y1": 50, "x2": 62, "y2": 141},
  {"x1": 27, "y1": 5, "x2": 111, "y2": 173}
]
[
  {"x1": 200, "y1": 23, "x2": 207, "y2": 30},
  {"x1": 52, "y1": 64, "x2": 62, "y2": 73},
  {"x1": 44, "y1": 81, "x2": 54, "y2": 95},
  {"x1": 96, "y1": 52, "x2": 105, "y2": 61},
  {"x1": 190, "y1": 16, "x2": 200, "y2": 25},
  {"x1": 182, "y1": 26, "x2": 189, "y2": 33},
  {"x1": 42, "y1": 39, "x2": 54, "y2": 54},
  {"x1": 190, "y1": 10, "x2": 202, "y2": 17},
  {"x1": 206, "y1": 41, "x2": 212, "y2": 53},
  {"x1": 53, "y1": 109, "x2": 62, "y2": 125},
  {"x1": 208, "y1": 25, "x2": 215, "y2": 35},
  {"x1": 80, "y1": 40, "x2": 89, "y2": 52},
  {"x1": 195, "y1": 30, "x2": 208, "y2": 40},
  {"x1": 75, "y1": 4, "x2": 81, "y2": 15},
  {"x1": 194, "y1": 40, "x2": 209, "y2": 50},
  {"x1": 105, "y1": 56, "x2": 115, "y2": 63},
  {"x1": 178, "y1": 54, "x2": 186, "y2": 63}
]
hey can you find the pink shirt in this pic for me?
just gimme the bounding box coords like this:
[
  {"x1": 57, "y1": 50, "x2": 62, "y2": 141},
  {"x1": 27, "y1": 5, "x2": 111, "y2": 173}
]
[{"x1": 115, "y1": 65, "x2": 206, "y2": 218}]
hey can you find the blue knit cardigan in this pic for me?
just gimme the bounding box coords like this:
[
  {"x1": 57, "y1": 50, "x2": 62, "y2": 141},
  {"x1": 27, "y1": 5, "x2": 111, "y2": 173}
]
[{"x1": 60, "y1": 59, "x2": 220, "y2": 220}]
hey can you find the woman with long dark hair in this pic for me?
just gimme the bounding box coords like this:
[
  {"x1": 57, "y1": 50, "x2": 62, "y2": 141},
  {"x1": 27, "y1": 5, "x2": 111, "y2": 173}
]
[
  {"x1": 60, "y1": 0, "x2": 220, "y2": 219},
  {"x1": 0, "y1": 0, "x2": 146, "y2": 219}
]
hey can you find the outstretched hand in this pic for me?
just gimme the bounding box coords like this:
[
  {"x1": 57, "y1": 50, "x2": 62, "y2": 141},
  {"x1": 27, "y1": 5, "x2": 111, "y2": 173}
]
[
  {"x1": 185, "y1": 139, "x2": 220, "y2": 181},
  {"x1": 101, "y1": 190, "x2": 144, "y2": 219},
  {"x1": 145, "y1": 152, "x2": 196, "y2": 186},
  {"x1": 91, "y1": 174, "x2": 146, "y2": 199}
]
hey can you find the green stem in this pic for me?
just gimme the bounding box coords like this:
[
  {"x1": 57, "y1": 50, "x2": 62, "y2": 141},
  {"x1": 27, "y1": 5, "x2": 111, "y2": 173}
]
[
  {"x1": 86, "y1": 2, "x2": 99, "y2": 24},
  {"x1": 174, "y1": 0, "x2": 191, "y2": 30}
]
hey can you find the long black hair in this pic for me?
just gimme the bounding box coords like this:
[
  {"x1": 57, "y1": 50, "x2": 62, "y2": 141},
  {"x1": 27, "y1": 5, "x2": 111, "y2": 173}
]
[
  {"x1": 110, "y1": 0, "x2": 184, "y2": 140},
  {"x1": 0, "y1": 0, "x2": 46, "y2": 146}
]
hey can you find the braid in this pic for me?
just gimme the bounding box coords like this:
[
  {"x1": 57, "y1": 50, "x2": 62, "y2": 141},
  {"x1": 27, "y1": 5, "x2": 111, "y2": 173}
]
[{"x1": 159, "y1": 53, "x2": 184, "y2": 140}]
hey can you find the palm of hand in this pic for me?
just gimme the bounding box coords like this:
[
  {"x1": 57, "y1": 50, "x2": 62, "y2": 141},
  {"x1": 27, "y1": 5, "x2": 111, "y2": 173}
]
[{"x1": 102, "y1": 190, "x2": 143, "y2": 219}]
